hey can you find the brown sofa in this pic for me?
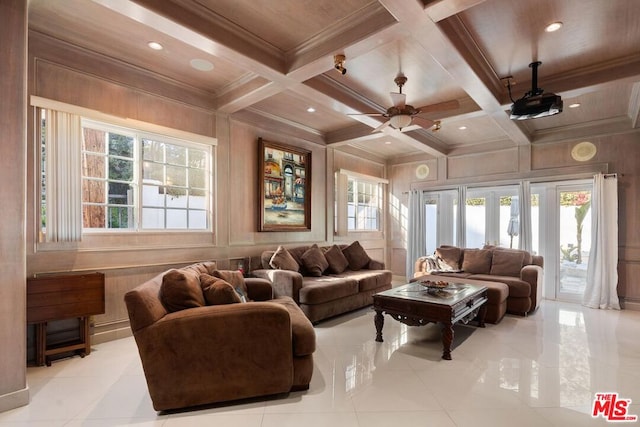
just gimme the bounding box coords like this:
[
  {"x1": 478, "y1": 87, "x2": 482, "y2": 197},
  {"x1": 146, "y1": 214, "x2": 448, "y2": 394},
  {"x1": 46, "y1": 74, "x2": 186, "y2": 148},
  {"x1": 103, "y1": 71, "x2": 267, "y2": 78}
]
[
  {"x1": 124, "y1": 262, "x2": 315, "y2": 411},
  {"x1": 414, "y1": 245, "x2": 543, "y2": 322},
  {"x1": 251, "y1": 241, "x2": 392, "y2": 323}
]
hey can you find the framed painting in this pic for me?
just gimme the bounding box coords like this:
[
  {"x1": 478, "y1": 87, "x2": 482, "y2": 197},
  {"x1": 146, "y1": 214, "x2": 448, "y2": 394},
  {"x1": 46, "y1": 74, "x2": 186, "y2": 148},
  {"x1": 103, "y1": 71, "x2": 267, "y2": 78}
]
[{"x1": 259, "y1": 138, "x2": 311, "y2": 231}]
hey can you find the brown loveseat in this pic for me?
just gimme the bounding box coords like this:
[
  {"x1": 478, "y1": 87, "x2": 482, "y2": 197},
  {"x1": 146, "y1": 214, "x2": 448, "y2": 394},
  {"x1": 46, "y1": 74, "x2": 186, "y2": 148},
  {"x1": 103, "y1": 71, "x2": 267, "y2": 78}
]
[
  {"x1": 124, "y1": 262, "x2": 315, "y2": 411},
  {"x1": 414, "y1": 245, "x2": 543, "y2": 323},
  {"x1": 251, "y1": 241, "x2": 392, "y2": 323}
]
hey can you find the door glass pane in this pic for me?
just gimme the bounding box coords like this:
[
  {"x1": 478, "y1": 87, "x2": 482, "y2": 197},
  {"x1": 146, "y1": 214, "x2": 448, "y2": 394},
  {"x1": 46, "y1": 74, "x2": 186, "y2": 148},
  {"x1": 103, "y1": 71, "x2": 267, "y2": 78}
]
[
  {"x1": 501, "y1": 195, "x2": 520, "y2": 249},
  {"x1": 531, "y1": 193, "x2": 540, "y2": 255},
  {"x1": 466, "y1": 196, "x2": 486, "y2": 248},
  {"x1": 559, "y1": 190, "x2": 592, "y2": 296},
  {"x1": 424, "y1": 198, "x2": 437, "y2": 254}
]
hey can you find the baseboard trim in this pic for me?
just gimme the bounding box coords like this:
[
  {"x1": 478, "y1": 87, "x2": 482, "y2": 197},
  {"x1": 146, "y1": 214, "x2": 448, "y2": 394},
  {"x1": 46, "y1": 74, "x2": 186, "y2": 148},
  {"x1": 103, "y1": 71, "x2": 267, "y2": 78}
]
[
  {"x1": 622, "y1": 299, "x2": 640, "y2": 311},
  {"x1": 92, "y1": 326, "x2": 132, "y2": 345},
  {"x1": 0, "y1": 386, "x2": 29, "y2": 413}
]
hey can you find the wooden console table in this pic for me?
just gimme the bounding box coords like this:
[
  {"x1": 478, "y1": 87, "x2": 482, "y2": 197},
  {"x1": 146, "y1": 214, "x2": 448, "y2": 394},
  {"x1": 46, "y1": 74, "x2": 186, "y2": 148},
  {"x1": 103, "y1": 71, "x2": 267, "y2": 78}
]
[{"x1": 27, "y1": 272, "x2": 105, "y2": 366}]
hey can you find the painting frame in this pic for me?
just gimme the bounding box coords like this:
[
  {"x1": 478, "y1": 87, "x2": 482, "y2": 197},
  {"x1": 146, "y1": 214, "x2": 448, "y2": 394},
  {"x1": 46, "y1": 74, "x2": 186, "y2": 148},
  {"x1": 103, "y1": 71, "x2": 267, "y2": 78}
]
[{"x1": 258, "y1": 138, "x2": 311, "y2": 232}]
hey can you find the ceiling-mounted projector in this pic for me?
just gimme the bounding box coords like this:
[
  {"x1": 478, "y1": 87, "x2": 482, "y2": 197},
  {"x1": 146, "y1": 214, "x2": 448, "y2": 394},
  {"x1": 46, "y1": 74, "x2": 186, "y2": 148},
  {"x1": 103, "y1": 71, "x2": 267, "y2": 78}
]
[{"x1": 509, "y1": 61, "x2": 562, "y2": 120}]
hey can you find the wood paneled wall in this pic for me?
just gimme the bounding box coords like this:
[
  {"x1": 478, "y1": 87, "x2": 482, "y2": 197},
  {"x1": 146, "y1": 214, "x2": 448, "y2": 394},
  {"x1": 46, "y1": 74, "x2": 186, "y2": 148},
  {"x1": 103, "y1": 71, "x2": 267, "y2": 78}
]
[
  {"x1": 24, "y1": 32, "x2": 355, "y2": 348},
  {"x1": 0, "y1": 0, "x2": 29, "y2": 412}
]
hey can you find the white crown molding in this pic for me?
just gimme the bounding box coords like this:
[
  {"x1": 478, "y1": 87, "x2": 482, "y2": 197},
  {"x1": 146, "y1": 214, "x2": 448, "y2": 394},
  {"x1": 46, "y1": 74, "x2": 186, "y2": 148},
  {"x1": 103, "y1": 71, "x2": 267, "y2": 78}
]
[{"x1": 532, "y1": 116, "x2": 638, "y2": 144}]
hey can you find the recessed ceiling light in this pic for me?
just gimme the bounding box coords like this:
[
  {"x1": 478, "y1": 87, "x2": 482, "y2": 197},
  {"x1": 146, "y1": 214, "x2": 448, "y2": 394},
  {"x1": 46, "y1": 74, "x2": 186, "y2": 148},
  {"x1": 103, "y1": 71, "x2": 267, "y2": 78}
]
[
  {"x1": 545, "y1": 21, "x2": 563, "y2": 32},
  {"x1": 306, "y1": 107, "x2": 316, "y2": 113},
  {"x1": 384, "y1": 141, "x2": 392, "y2": 145},
  {"x1": 190, "y1": 58, "x2": 214, "y2": 71},
  {"x1": 569, "y1": 103, "x2": 581, "y2": 108},
  {"x1": 147, "y1": 41, "x2": 163, "y2": 50},
  {"x1": 458, "y1": 126, "x2": 467, "y2": 130}
]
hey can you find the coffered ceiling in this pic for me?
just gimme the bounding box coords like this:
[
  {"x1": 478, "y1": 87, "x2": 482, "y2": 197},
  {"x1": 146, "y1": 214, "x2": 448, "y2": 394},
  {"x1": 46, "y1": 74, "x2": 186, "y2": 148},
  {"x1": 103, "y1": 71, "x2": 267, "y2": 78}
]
[{"x1": 28, "y1": 0, "x2": 640, "y2": 161}]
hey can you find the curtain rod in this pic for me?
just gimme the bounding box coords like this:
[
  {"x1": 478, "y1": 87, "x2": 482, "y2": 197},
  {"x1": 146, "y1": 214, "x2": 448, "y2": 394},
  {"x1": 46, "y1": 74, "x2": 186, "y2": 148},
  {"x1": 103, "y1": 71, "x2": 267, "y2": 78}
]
[{"x1": 603, "y1": 173, "x2": 619, "y2": 178}]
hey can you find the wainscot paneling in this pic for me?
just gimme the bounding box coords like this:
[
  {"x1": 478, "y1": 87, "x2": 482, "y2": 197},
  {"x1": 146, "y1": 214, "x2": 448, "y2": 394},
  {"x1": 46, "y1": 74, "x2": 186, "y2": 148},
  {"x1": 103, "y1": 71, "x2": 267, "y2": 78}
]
[{"x1": 447, "y1": 148, "x2": 518, "y2": 179}]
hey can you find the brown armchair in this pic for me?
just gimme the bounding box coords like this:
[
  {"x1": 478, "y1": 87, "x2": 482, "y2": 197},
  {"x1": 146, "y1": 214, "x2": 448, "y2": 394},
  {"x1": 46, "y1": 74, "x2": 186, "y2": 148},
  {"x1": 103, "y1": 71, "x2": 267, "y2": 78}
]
[{"x1": 124, "y1": 264, "x2": 315, "y2": 411}]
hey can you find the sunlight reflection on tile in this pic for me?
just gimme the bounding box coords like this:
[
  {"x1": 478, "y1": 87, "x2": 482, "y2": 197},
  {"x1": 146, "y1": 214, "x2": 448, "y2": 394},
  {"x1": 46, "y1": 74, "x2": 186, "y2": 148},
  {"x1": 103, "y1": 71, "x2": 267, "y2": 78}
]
[{"x1": 3, "y1": 300, "x2": 640, "y2": 427}]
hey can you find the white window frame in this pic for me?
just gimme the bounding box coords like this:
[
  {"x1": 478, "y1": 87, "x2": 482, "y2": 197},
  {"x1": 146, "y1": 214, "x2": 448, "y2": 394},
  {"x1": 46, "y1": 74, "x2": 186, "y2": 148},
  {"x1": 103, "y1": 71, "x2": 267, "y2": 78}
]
[
  {"x1": 335, "y1": 169, "x2": 387, "y2": 237},
  {"x1": 32, "y1": 96, "x2": 217, "y2": 250}
]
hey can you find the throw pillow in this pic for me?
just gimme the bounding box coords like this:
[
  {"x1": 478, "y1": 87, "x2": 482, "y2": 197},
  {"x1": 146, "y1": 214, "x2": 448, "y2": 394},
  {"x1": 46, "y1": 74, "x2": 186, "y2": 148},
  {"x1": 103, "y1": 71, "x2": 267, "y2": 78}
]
[
  {"x1": 301, "y1": 245, "x2": 329, "y2": 277},
  {"x1": 342, "y1": 241, "x2": 370, "y2": 270},
  {"x1": 160, "y1": 269, "x2": 205, "y2": 312},
  {"x1": 461, "y1": 249, "x2": 493, "y2": 274},
  {"x1": 200, "y1": 274, "x2": 242, "y2": 305},
  {"x1": 212, "y1": 270, "x2": 248, "y2": 301},
  {"x1": 490, "y1": 250, "x2": 525, "y2": 277},
  {"x1": 324, "y1": 244, "x2": 349, "y2": 274},
  {"x1": 269, "y1": 246, "x2": 300, "y2": 272},
  {"x1": 435, "y1": 246, "x2": 462, "y2": 270}
]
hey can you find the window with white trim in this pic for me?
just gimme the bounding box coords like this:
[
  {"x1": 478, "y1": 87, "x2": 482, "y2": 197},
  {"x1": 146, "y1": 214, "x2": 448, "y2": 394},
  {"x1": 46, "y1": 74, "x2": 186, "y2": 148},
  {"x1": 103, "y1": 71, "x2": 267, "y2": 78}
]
[
  {"x1": 347, "y1": 178, "x2": 381, "y2": 231},
  {"x1": 39, "y1": 108, "x2": 213, "y2": 238},
  {"x1": 335, "y1": 169, "x2": 386, "y2": 235}
]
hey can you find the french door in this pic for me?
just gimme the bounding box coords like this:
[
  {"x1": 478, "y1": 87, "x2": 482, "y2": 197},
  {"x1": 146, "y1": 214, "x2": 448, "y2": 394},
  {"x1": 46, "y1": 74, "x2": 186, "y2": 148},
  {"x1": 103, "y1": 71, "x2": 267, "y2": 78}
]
[
  {"x1": 465, "y1": 185, "x2": 520, "y2": 249},
  {"x1": 422, "y1": 190, "x2": 458, "y2": 254},
  {"x1": 532, "y1": 180, "x2": 592, "y2": 302}
]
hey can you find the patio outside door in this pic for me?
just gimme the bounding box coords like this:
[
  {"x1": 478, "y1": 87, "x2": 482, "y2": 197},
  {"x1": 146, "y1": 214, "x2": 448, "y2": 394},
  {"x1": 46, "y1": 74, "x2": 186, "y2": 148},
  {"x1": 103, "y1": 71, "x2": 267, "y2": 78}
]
[
  {"x1": 533, "y1": 180, "x2": 592, "y2": 302},
  {"x1": 557, "y1": 185, "x2": 592, "y2": 302}
]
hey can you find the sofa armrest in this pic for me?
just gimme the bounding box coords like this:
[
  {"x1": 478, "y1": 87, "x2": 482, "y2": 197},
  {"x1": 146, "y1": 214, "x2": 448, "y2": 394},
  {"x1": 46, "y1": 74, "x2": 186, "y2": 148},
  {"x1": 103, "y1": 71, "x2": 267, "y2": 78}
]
[
  {"x1": 521, "y1": 264, "x2": 544, "y2": 312},
  {"x1": 251, "y1": 269, "x2": 304, "y2": 303},
  {"x1": 133, "y1": 302, "x2": 294, "y2": 410},
  {"x1": 367, "y1": 259, "x2": 385, "y2": 270},
  {"x1": 245, "y1": 277, "x2": 273, "y2": 301}
]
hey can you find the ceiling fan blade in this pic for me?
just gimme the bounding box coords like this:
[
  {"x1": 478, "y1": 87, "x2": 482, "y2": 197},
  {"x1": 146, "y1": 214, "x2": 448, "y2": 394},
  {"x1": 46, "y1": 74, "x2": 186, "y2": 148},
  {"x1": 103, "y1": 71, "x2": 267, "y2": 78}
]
[
  {"x1": 347, "y1": 112, "x2": 385, "y2": 116},
  {"x1": 372, "y1": 120, "x2": 391, "y2": 133},
  {"x1": 390, "y1": 92, "x2": 406, "y2": 108},
  {"x1": 415, "y1": 99, "x2": 460, "y2": 114},
  {"x1": 412, "y1": 116, "x2": 435, "y2": 129}
]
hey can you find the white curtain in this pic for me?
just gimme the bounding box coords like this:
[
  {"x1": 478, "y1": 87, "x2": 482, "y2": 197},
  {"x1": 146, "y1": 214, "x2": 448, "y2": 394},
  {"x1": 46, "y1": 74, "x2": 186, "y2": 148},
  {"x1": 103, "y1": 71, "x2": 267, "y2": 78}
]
[
  {"x1": 582, "y1": 173, "x2": 620, "y2": 309},
  {"x1": 406, "y1": 190, "x2": 426, "y2": 279},
  {"x1": 456, "y1": 186, "x2": 467, "y2": 248},
  {"x1": 45, "y1": 109, "x2": 83, "y2": 242},
  {"x1": 518, "y1": 181, "x2": 532, "y2": 252}
]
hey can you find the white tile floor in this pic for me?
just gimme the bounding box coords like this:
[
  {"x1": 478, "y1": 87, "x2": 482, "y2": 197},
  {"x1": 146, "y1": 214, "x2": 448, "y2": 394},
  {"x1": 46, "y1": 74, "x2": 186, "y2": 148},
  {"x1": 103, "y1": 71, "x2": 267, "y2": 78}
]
[{"x1": 2, "y1": 300, "x2": 639, "y2": 426}]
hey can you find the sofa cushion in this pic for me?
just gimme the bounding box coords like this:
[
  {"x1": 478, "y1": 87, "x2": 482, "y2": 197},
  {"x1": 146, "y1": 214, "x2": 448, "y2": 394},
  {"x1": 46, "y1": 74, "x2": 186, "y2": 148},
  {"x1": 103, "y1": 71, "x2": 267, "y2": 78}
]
[
  {"x1": 160, "y1": 269, "x2": 205, "y2": 312},
  {"x1": 336, "y1": 270, "x2": 393, "y2": 292},
  {"x1": 490, "y1": 249, "x2": 525, "y2": 277},
  {"x1": 182, "y1": 261, "x2": 217, "y2": 276},
  {"x1": 269, "y1": 246, "x2": 300, "y2": 272},
  {"x1": 485, "y1": 245, "x2": 533, "y2": 267},
  {"x1": 462, "y1": 249, "x2": 493, "y2": 274},
  {"x1": 436, "y1": 247, "x2": 462, "y2": 270},
  {"x1": 299, "y1": 277, "x2": 359, "y2": 305},
  {"x1": 301, "y1": 245, "x2": 329, "y2": 277},
  {"x1": 200, "y1": 274, "x2": 242, "y2": 305},
  {"x1": 288, "y1": 245, "x2": 310, "y2": 267},
  {"x1": 212, "y1": 270, "x2": 248, "y2": 301},
  {"x1": 342, "y1": 241, "x2": 370, "y2": 270},
  {"x1": 323, "y1": 244, "x2": 349, "y2": 274},
  {"x1": 470, "y1": 274, "x2": 531, "y2": 298},
  {"x1": 270, "y1": 296, "x2": 316, "y2": 356}
]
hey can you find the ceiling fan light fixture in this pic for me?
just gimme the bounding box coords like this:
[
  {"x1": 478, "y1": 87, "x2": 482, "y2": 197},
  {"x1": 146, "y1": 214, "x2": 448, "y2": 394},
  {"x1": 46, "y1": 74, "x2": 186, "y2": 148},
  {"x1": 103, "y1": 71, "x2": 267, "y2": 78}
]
[{"x1": 389, "y1": 114, "x2": 412, "y2": 129}]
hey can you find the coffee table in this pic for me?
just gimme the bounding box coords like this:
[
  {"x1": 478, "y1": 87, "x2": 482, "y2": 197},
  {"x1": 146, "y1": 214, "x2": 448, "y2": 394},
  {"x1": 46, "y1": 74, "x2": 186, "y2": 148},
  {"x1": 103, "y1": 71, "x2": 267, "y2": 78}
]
[{"x1": 373, "y1": 282, "x2": 488, "y2": 360}]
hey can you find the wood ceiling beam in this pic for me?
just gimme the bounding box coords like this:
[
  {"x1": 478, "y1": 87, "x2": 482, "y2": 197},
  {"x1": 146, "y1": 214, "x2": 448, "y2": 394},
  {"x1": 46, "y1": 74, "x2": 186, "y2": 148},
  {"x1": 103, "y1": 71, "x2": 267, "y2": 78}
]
[
  {"x1": 424, "y1": 0, "x2": 489, "y2": 22},
  {"x1": 376, "y1": 0, "x2": 532, "y2": 146}
]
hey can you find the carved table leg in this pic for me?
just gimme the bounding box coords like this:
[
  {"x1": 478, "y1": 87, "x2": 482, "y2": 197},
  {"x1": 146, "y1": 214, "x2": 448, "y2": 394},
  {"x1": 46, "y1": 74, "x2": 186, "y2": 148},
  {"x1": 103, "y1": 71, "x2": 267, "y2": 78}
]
[
  {"x1": 441, "y1": 323, "x2": 454, "y2": 360},
  {"x1": 374, "y1": 310, "x2": 384, "y2": 342},
  {"x1": 478, "y1": 304, "x2": 487, "y2": 328}
]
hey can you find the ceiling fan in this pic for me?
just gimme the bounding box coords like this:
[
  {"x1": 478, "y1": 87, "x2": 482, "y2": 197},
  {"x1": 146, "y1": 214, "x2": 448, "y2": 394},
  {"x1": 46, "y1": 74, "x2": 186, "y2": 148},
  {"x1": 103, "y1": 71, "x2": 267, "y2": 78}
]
[{"x1": 349, "y1": 74, "x2": 459, "y2": 132}]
